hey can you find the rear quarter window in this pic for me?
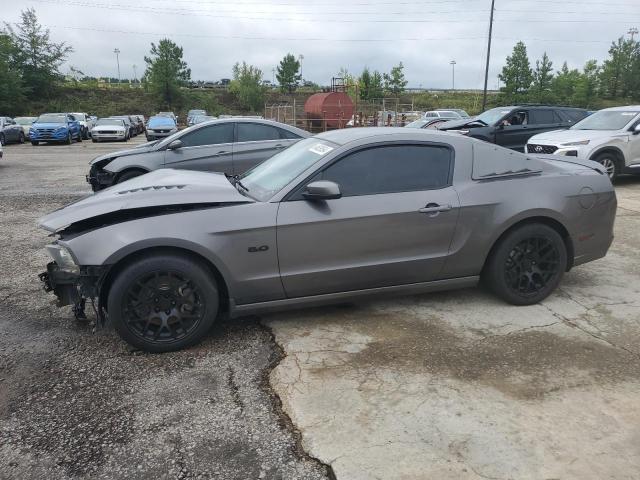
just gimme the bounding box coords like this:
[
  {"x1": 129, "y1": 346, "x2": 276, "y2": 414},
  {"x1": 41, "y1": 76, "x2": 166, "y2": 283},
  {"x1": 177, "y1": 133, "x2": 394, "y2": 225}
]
[{"x1": 472, "y1": 142, "x2": 543, "y2": 180}]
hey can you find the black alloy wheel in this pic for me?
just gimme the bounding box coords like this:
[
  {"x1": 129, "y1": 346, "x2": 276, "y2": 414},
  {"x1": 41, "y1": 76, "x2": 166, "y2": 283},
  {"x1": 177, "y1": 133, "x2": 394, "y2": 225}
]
[
  {"x1": 485, "y1": 223, "x2": 567, "y2": 305},
  {"x1": 108, "y1": 254, "x2": 219, "y2": 352},
  {"x1": 18, "y1": 132, "x2": 25, "y2": 144},
  {"x1": 504, "y1": 237, "x2": 560, "y2": 298}
]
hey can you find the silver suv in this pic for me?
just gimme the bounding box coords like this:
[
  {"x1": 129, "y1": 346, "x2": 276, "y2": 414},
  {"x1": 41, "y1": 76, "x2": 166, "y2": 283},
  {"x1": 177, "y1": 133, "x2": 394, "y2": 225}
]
[{"x1": 526, "y1": 106, "x2": 640, "y2": 180}]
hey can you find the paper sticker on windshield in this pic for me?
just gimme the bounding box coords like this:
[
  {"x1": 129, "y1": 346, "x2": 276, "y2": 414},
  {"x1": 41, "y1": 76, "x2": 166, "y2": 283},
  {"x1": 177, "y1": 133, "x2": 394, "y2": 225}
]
[
  {"x1": 621, "y1": 112, "x2": 636, "y2": 116},
  {"x1": 309, "y1": 143, "x2": 334, "y2": 155}
]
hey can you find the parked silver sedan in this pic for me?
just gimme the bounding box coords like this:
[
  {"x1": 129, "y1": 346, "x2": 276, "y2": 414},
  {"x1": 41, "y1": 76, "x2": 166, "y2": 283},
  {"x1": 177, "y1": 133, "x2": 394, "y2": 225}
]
[
  {"x1": 39, "y1": 128, "x2": 616, "y2": 352},
  {"x1": 87, "y1": 118, "x2": 310, "y2": 190}
]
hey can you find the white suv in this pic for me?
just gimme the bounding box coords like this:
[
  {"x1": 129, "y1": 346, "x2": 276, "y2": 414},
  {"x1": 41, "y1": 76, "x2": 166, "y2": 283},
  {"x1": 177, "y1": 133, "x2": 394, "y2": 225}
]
[{"x1": 526, "y1": 106, "x2": 640, "y2": 181}]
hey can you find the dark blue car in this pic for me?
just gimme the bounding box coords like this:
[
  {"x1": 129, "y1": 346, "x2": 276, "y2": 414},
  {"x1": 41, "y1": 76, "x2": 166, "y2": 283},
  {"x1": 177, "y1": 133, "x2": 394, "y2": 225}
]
[{"x1": 30, "y1": 113, "x2": 82, "y2": 145}]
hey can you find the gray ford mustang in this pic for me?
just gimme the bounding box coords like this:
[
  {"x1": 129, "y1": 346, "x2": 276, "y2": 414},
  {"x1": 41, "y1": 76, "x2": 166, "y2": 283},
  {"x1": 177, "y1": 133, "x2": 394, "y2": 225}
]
[{"x1": 39, "y1": 128, "x2": 616, "y2": 352}]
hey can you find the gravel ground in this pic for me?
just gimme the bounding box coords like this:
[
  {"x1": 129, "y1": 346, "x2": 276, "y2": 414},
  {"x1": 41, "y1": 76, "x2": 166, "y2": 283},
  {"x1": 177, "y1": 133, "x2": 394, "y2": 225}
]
[{"x1": 0, "y1": 138, "x2": 331, "y2": 480}]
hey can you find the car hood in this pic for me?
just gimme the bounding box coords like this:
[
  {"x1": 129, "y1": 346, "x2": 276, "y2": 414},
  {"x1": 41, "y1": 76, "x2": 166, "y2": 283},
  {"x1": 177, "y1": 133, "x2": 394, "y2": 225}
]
[
  {"x1": 38, "y1": 169, "x2": 253, "y2": 233},
  {"x1": 528, "y1": 129, "x2": 622, "y2": 145},
  {"x1": 90, "y1": 143, "x2": 159, "y2": 165},
  {"x1": 32, "y1": 123, "x2": 68, "y2": 129},
  {"x1": 437, "y1": 118, "x2": 479, "y2": 130},
  {"x1": 92, "y1": 125, "x2": 126, "y2": 131}
]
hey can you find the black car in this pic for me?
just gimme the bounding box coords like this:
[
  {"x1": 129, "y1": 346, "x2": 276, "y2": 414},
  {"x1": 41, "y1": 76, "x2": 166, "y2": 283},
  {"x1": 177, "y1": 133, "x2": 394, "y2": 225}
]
[{"x1": 437, "y1": 105, "x2": 589, "y2": 152}]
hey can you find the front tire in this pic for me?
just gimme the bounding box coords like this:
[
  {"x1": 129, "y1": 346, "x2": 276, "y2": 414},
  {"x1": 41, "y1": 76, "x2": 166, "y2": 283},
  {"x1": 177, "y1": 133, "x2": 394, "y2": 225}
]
[
  {"x1": 65, "y1": 132, "x2": 72, "y2": 145},
  {"x1": 0, "y1": 134, "x2": 5, "y2": 146},
  {"x1": 31, "y1": 140, "x2": 39, "y2": 146},
  {"x1": 116, "y1": 169, "x2": 146, "y2": 184},
  {"x1": 593, "y1": 152, "x2": 620, "y2": 182},
  {"x1": 484, "y1": 223, "x2": 567, "y2": 305},
  {"x1": 107, "y1": 253, "x2": 219, "y2": 352},
  {"x1": 18, "y1": 132, "x2": 25, "y2": 144}
]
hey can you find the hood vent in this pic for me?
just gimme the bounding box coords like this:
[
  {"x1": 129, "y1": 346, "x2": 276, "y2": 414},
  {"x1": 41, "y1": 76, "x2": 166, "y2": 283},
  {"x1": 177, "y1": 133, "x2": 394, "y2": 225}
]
[{"x1": 117, "y1": 185, "x2": 187, "y2": 195}]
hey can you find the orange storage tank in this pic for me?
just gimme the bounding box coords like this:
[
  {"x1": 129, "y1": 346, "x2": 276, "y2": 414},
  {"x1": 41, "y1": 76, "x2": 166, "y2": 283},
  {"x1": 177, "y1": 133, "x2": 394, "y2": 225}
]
[{"x1": 304, "y1": 92, "x2": 354, "y2": 130}]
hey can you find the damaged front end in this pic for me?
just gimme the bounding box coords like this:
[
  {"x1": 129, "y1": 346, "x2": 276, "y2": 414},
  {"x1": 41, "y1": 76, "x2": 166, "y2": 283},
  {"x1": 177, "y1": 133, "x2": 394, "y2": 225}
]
[{"x1": 39, "y1": 243, "x2": 107, "y2": 322}]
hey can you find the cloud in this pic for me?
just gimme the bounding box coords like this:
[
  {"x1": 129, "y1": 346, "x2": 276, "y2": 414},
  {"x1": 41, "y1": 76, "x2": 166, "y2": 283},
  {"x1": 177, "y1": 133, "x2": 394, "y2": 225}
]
[{"x1": 5, "y1": 0, "x2": 638, "y2": 88}]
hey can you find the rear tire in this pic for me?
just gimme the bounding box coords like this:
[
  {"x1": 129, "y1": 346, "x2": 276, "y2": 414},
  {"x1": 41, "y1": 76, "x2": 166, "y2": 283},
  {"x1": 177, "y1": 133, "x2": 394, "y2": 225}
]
[
  {"x1": 31, "y1": 141, "x2": 39, "y2": 146},
  {"x1": 107, "y1": 253, "x2": 219, "y2": 352},
  {"x1": 0, "y1": 134, "x2": 5, "y2": 146},
  {"x1": 593, "y1": 152, "x2": 620, "y2": 182},
  {"x1": 484, "y1": 223, "x2": 567, "y2": 305},
  {"x1": 18, "y1": 132, "x2": 25, "y2": 144},
  {"x1": 92, "y1": 138, "x2": 98, "y2": 143}
]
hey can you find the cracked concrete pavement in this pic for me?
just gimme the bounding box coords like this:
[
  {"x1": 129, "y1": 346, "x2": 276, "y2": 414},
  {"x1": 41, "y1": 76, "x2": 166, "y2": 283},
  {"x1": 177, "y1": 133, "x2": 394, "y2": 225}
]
[
  {"x1": 266, "y1": 177, "x2": 640, "y2": 480},
  {"x1": 0, "y1": 139, "x2": 331, "y2": 480}
]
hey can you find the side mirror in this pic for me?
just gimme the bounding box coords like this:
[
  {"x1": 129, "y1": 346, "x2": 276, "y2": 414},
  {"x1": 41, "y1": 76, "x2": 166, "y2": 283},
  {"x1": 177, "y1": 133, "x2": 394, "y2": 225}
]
[
  {"x1": 302, "y1": 181, "x2": 342, "y2": 201},
  {"x1": 167, "y1": 139, "x2": 183, "y2": 150},
  {"x1": 634, "y1": 124, "x2": 640, "y2": 135}
]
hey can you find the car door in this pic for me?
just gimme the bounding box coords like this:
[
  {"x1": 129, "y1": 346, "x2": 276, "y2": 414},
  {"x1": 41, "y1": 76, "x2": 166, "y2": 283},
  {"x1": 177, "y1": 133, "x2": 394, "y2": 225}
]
[
  {"x1": 4, "y1": 119, "x2": 19, "y2": 142},
  {"x1": 276, "y1": 142, "x2": 460, "y2": 298},
  {"x1": 494, "y1": 110, "x2": 532, "y2": 152},
  {"x1": 164, "y1": 123, "x2": 235, "y2": 173},
  {"x1": 628, "y1": 118, "x2": 640, "y2": 166},
  {"x1": 526, "y1": 109, "x2": 563, "y2": 140},
  {"x1": 232, "y1": 123, "x2": 296, "y2": 175}
]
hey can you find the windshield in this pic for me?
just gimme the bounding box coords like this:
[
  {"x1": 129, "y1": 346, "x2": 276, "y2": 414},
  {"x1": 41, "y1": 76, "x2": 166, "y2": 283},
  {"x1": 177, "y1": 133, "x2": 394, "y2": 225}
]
[
  {"x1": 73, "y1": 113, "x2": 86, "y2": 121},
  {"x1": 240, "y1": 138, "x2": 337, "y2": 201},
  {"x1": 15, "y1": 117, "x2": 36, "y2": 125},
  {"x1": 36, "y1": 114, "x2": 66, "y2": 124},
  {"x1": 406, "y1": 120, "x2": 428, "y2": 128},
  {"x1": 476, "y1": 107, "x2": 513, "y2": 126},
  {"x1": 149, "y1": 117, "x2": 176, "y2": 128},
  {"x1": 571, "y1": 110, "x2": 639, "y2": 131},
  {"x1": 96, "y1": 119, "x2": 124, "y2": 126}
]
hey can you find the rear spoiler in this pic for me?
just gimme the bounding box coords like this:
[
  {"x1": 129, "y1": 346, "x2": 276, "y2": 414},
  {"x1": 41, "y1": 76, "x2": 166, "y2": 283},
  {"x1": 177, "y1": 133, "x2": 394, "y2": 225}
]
[{"x1": 530, "y1": 154, "x2": 606, "y2": 175}]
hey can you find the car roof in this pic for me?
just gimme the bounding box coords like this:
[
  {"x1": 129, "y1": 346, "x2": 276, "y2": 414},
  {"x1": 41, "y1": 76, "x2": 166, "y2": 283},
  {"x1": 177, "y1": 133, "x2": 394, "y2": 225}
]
[
  {"x1": 315, "y1": 127, "x2": 461, "y2": 145},
  {"x1": 193, "y1": 117, "x2": 309, "y2": 135},
  {"x1": 599, "y1": 105, "x2": 640, "y2": 112}
]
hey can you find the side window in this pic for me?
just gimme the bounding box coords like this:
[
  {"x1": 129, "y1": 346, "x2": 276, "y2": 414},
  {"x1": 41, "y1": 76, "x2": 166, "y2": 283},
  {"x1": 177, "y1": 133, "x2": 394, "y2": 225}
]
[
  {"x1": 180, "y1": 123, "x2": 234, "y2": 147},
  {"x1": 68, "y1": 115, "x2": 75, "y2": 122},
  {"x1": 278, "y1": 128, "x2": 301, "y2": 139},
  {"x1": 321, "y1": 144, "x2": 452, "y2": 197},
  {"x1": 528, "y1": 109, "x2": 555, "y2": 125},
  {"x1": 237, "y1": 123, "x2": 280, "y2": 142},
  {"x1": 503, "y1": 110, "x2": 528, "y2": 126},
  {"x1": 552, "y1": 111, "x2": 565, "y2": 123}
]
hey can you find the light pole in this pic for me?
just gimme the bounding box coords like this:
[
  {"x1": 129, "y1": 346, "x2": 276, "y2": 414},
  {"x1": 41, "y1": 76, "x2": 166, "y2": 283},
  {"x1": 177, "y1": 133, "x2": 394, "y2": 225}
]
[
  {"x1": 450, "y1": 60, "x2": 456, "y2": 91},
  {"x1": 298, "y1": 54, "x2": 304, "y2": 84},
  {"x1": 113, "y1": 48, "x2": 121, "y2": 83},
  {"x1": 132, "y1": 64, "x2": 137, "y2": 83},
  {"x1": 272, "y1": 67, "x2": 275, "y2": 85}
]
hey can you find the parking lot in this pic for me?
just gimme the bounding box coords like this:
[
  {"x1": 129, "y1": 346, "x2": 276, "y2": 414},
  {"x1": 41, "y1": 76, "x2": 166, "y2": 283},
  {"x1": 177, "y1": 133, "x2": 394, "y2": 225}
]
[{"x1": 1, "y1": 139, "x2": 640, "y2": 479}]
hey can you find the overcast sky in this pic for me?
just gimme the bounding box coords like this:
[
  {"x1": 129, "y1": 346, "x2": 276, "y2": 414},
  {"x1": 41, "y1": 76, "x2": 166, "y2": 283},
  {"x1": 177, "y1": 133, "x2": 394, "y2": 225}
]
[{"x1": 4, "y1": 0, "x2": 640, "y2": 89}]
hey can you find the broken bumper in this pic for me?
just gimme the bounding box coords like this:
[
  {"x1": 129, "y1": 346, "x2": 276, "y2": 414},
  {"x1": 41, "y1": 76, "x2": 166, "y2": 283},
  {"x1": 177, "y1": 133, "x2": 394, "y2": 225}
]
[
  {"x1": 86, "y1": 165, "x2": 115, "y2": 191},
  {"x1": 39, "y1": 261, "x2": 82, "y2": 307}
]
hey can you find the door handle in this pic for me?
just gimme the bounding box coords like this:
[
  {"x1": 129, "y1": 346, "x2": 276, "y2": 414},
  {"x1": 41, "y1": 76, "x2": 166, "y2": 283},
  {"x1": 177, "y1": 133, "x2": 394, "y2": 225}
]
[
  {"x1": 274, "y1": 144, "x2": 285, "y2": 149},
  {"x1": 212, "y1": 150, "x2": 229, "y2": 156},
  {"x1": 418, "y1": 203, "x2": 452, "y2": 215}
]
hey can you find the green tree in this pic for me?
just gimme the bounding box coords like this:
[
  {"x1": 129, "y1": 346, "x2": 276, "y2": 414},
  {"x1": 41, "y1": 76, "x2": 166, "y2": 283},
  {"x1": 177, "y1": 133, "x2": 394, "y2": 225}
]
[
  {"x1": 551, "y1": 62, "x2": 581, "y2": 104},
  {"x1": 531, "y1": 52, "x2": 554, "y2": 103},
  {"x1": 276, "y1": 53, "x2": 301, "y2": 93},
  {"x1": 370, "y1": 71, "x2": 384, "y2": 99},
  {"x1": 4, "y1": 8, "x2": 72, "y2": 97},
  {"x1": 359, "y1": 67, "x2": 372, "y2": 100},
  {"x1": 229, "y1": 62, "x2": 265, "y2": 112},
  {"x1": 337, "y1": 67, "x2": 358, "y2": 100},
  {"x1": 0, "y1": 33, "x2": 25, "y2": 114},
  {"x1": 498, "y1": 41, "x2": 533, "y2": 102},
  {"x1": 599, "y1": 37, "x2": 640, "y2": 99},
  {"x1": 143, "y1": 39, "x2": 191, "y2": 107},
  {"x1": 572, "y1": 60, "x2": 600, "y2": 107},
  {"x1": 383, "y1": 62, "x2": 408, "y2": 95}
]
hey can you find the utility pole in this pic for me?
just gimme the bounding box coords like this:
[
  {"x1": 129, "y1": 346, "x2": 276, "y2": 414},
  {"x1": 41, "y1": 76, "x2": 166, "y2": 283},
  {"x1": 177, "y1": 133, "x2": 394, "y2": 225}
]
[
  {"x1": 132, "y1": 64, "x2": 137, "y2": 83},
  {"x1": 450, "y1": 60, "x2": 456, "y2": 91},
  {"x1": 628, "y1": 27, "x2": 638, "y2": 40},
  {"x1": 482, "y1": 0, "x2": 495, "y2": 111},
  {"x1": 113, "y1": 48, "x2": 121, "y2": 83},
  {"x1": 272, "y1": 67, "x2": 275, "y2": 85}
]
